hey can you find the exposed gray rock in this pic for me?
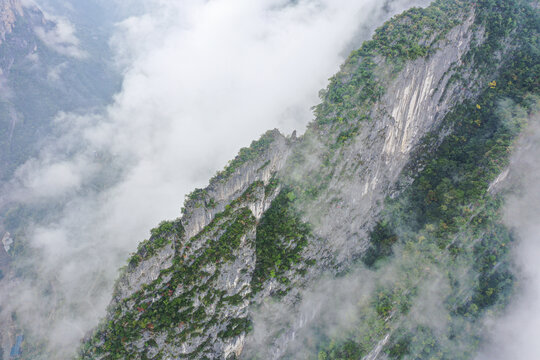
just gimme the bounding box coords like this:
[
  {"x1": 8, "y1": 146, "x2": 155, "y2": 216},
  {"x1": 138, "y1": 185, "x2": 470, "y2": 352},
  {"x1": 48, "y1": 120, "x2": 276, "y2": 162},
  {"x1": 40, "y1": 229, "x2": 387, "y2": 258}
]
[
  {"x1": 0, "y1": 0, "x2": 22, "y2": 46},
  {"x1": 313, "y1": 10, "x2": 479, "y2": 265},
  {"x1": 240, "y1": 10, "x2": 505, "y2": 359},
  {"x1": 115, "y1": 242, "x2": 176, "y2": 301},
  {"x1": 182, "y1": 130, "x2": 291, "y2": 240},
  {"x1": 111, "y1": 130, "x2": 291, "y2": 308},
  {"x1": 81, "y1": 4, "x2": 520, "y2": 360}
]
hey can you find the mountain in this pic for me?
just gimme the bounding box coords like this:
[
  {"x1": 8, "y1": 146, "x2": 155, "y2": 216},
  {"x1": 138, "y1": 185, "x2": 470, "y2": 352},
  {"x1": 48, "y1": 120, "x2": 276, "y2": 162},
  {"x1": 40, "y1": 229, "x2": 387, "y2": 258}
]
[
  {"x1": 0, "y1": 0, "x2": 119, "y2": 181},
  {"x1": 78, "y1": 0, "x2": 539, "y2": 359}
]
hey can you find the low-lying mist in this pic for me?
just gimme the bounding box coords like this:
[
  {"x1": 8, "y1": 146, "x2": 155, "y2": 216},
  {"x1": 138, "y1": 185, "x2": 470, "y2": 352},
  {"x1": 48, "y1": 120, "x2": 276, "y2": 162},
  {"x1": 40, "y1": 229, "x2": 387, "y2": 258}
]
[
  {"x1": 0, "y1": 0, "x2": 432, "y2": 357},
  {"x1": 476, "y1": 115, "x2": 540, "y2": 360}
]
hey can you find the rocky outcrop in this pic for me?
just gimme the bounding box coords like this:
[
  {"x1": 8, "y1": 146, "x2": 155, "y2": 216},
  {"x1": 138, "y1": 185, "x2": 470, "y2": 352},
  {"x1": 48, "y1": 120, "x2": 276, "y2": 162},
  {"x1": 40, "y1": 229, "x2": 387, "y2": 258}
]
[
  {"x1": 0, "y1": 0, "x2": 22, "y2": 46},
  {"x1": 381, "y1": 11, "x2": 476, "y2": 161},
  {"x1": 112, "y1": 130, "x2": 291, "y2": 303},
  {"x1": 181, "y1": 130, "x2": 291, "y2": 240},
  {"x1": 80, "y1": 131, "x2": 294, "y2": 359},
  {"x1": 306, "y1": 10, "x2": 482, "y2": 264}
]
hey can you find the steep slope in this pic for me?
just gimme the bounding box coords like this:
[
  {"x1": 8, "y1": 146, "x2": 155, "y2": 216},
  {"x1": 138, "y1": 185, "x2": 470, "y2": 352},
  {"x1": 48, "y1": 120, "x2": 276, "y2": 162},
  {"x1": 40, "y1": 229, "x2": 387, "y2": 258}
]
[{"x1": 79, "y1": 0, "x2": 539, "y2": 359}]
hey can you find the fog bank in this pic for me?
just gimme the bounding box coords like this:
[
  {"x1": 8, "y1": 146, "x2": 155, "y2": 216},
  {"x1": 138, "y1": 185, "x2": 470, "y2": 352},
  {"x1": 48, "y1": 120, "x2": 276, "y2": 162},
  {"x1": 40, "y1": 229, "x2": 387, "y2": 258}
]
[{"x1": 476, "y1": 114, "x2": 540, "y2": 360}]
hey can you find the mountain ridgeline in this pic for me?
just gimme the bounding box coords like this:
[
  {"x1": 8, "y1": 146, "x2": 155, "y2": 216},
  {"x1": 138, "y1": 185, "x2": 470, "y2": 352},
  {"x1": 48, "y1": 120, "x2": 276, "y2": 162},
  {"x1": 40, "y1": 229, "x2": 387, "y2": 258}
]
[{"x1": 78, "y1": 0, "x2": 539, "y2": 359}]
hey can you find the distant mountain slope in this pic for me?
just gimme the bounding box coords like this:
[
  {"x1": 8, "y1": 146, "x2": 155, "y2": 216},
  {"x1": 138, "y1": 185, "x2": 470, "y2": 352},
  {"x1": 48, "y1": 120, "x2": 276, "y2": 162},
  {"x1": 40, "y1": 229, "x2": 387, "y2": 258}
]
[
  {"x1": 75, "y1": 0, "x2": 539, "y2": 359},
  {"x1": 0, "y1": 1, "x2": 120, "y2": 358},
  {"x1": 0, "y1": 0, "x2": 22, "y2": 44},
  {"x1": 0, "y1": 0, "x2": 119, "y2": 181}
]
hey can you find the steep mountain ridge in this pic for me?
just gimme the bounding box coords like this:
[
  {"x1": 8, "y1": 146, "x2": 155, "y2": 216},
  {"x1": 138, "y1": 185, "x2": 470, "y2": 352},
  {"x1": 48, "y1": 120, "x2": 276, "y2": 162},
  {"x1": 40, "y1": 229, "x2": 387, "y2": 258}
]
[
  {"x1": 289, "y1": 7, "x2": 479, "y2": 266},
  {"x1": 112, "y1": 130, "x2": 292, "y2": 304},
  {"x1": 79, "y1": 0, "x2": 539, "y2": 359}
]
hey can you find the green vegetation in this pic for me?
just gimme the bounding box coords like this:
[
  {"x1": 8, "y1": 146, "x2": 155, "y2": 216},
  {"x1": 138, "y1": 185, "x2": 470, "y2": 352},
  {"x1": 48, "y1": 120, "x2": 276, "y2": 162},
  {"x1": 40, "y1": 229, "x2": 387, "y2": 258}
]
[
  {"x1": 186, "y1": 188, "x2": 208, "y2": 202},
  {"x1": 180, "y1": 130, "x2": 280, "y2": 215},
  {"x1": 127, "y1": 220, "x2": 184, "y2": 268},
  {"x1": 314, "y1": 52, "x2": 382, "y2": 123},
  {"x1": 372, "y1": 0, "x2": 469, "y2": 64},
  {"x1": 286, "y1": 0, "x2": 475, "y2": 221},
  {"x1": 385, "y1": 330, "x2": 412, "y2": 359},
  {"x1": 79, "y1": 183, "x2": 265, "y2": 359},
  {"x1": 264, "y1": 176, "x2": 280, "y2": 197},
  {"x1": 314, "y1": 0, "x2": 470, "y2": 125},
  {"x1": 333, "y1": 127, "x2": 360, "y2": 149},
  {"x1": 471, "y1": 0, "x2": 537, "y2": 72},
  {"x1": 81, "y1": 179, "x2": 313, "y2": 357},
  {"x1": 211, "y1": 130, "x2": 279, "y2": 183},
  {"x1": 251, "y1": 188, "x2": 312, "y2": 293},
  {"x1": 362, "y1": 221, "x2": 399, "y2": 268},
  {"x1": 314, "y1": 0, "x2": 539, "y2": 356},
  {"x1": 218, "y1": 318, "x2": 252, "y2": 339},
  {"x1": 318, "y1": 340, "x2": 365, "y2": 360},
  {"x1": 282, "y1": 136, "x2": 337, "y2": 209}
]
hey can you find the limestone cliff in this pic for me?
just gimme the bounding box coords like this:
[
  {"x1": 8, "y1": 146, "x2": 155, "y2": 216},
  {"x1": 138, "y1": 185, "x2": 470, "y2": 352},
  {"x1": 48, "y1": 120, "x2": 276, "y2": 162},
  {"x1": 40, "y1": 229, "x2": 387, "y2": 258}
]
[{"x1": 79, "y1": 0, "x2": 540, "y2": 359}]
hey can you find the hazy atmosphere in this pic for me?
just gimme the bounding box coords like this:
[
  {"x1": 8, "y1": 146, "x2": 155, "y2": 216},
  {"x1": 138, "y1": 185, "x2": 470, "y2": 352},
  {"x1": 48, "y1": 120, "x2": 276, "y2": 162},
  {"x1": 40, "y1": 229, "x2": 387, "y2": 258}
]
[
  {"x1": 0, "y1": 0, "x2": 538, "y2": 359},
  {"x1": 476, "y1": 115, "x2": 540, "y2": 360}
]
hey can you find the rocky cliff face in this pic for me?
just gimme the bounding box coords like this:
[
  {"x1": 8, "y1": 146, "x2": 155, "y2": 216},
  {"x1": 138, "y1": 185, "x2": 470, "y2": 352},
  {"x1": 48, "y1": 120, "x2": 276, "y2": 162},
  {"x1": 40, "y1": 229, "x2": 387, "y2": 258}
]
[
  {"x1": 0, "y1": 0, "x2": 45, "y2": 74},
  {"x1": 113, "y1": 130, "x2": 292, "y2": 304},
  {"x1": 295, "y1": 9, "x2": 479, "y2": 265},
  {"x1": 79, "y1": 0, "x2": 540, "y2": 359},
  {"x1": 0, "y1": 0, "x2": 22, "y2": 46}
]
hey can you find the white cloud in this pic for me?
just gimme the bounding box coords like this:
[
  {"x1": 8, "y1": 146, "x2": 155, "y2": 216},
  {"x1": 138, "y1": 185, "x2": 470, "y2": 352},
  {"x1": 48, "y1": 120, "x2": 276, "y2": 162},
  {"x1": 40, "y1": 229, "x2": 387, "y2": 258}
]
[
  {"x1": 476, "y1": 112, "x2": 540, "y2": 360},
  {"x1": 46, "y1": 62, "x2": 67, "y2": 81},
  {"x1": 21, "y1": 161, "x2": 82, "y2": 196},
  {"x1": 34, "y1": 12, "x2": 86, "y2": 58}
]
